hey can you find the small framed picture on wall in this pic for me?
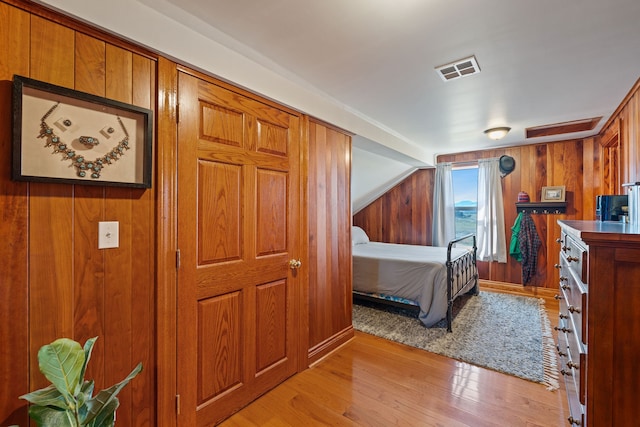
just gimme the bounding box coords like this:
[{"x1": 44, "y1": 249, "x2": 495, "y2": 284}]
[{"x1": 541, "y1": 185, "x2": 566, "y2": 202}]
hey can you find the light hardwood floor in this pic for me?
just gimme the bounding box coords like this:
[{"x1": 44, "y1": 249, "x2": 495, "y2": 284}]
[{"x1": 220, "y1": 286, "x2": 569, "y2": 426}]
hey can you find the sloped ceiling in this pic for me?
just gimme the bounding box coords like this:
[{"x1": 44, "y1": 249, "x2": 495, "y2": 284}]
[{"x1": 351, "y1": 146, "x2": 417, "y2": 214}]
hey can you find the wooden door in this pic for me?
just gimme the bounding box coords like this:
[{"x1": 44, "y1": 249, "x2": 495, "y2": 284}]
[{"x1": 176, "y1": 72, "x2": 302, "y2": 426}]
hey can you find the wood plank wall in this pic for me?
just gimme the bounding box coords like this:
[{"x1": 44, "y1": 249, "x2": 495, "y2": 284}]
[
  {"x1": 601, "y1": 78, "x2": 640, "y2": 190},
  {"x1": 0, "y1": 2, "x2": 157, "y2": 425},
  {"x1": 353, "y1": 169, "x2": 435, "y2": 245},
  {"x1": 439, "y1": 140, "x2": 603, "y2": 287},
  {"x1": 307, "y1": 118, "x2": 354, "y2": 364}
]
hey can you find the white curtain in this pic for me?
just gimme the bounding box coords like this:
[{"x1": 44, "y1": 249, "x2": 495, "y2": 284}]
[
  {"x1": 477, "y1": 158, "x2": 507, "y2": 262},
  {"x1": 432, "y1": 162, "x2": 455, "y2": 247}
]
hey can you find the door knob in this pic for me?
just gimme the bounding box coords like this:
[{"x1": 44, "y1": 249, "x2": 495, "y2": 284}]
[{"x1": 289, "y1": 259, "x2": 302, "y2": 269}]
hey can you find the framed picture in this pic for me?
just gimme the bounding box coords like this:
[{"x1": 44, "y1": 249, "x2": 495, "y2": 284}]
[
  {"x1": 12, "y1": 75, "x2": 153, "y2": 188},
  {"x1": 541, "y1": 185, "x2": 566, "y2": 202}
]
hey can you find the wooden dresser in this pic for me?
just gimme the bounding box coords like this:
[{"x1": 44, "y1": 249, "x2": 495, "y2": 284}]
[{"x1": 556, "y1": 220, "x2": 640, "y2": 426}]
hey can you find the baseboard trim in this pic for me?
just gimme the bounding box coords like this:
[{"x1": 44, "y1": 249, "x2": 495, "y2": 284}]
[
  {"x1": 480, "y1": 280, "x2": 558, "y2": 309},
  {"x1": 307, "y1": 326, "x2": 355, "y2": 367}
]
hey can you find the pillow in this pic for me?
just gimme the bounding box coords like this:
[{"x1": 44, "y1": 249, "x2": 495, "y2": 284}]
[{"x1": 352, "y1": 226, "x2": 370, "y2": 245}]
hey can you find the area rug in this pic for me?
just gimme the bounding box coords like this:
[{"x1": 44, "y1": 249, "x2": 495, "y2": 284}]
[{"x1": 352, "y1": 292, "x2": 559, "y2": 390}]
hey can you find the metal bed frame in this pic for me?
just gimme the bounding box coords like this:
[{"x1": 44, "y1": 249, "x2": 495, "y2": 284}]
[{"x1": 353, "y1": 233, "x2": 479, "y2": 332}]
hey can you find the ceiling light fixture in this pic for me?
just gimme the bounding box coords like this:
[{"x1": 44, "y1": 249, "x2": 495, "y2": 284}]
[{"x1": 484, "y1": 126, "x2": 511, "y2": 140}]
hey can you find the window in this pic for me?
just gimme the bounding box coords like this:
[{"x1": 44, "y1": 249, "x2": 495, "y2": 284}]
[{"x1": 452, "y1": 166, "x2": 478, "y2": 240}]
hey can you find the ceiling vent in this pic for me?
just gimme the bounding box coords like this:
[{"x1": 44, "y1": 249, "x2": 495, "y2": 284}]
[{"x1": 435, "y1": 55, "x2": 480, "y2": 82}]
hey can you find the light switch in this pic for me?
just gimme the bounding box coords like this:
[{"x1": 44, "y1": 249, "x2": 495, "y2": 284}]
[{"x1": 98, "y1": 221, "x2": 119, "y2": 249}]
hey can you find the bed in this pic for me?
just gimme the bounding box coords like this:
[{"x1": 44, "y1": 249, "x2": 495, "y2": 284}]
[{"x1": 351, "y1": 226, "x2": 478, "y2": 332}]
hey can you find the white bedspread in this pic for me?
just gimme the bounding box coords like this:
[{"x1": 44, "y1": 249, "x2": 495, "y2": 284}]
[{"x1": 352, "y1": 242, "x2": 470, "y2": 327}]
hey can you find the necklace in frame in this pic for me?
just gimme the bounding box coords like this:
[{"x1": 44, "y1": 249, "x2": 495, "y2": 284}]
[{"x1": 38, "y1": 102, "x2": 130, "y2": 179}]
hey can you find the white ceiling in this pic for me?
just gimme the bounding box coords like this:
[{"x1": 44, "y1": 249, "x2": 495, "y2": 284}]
[
  {"x1": 39, "y1": 0, "x2": 640, "y2": 165},
  {"x1": 149, "y1": 0, "x2": 640, "y2": 162}
]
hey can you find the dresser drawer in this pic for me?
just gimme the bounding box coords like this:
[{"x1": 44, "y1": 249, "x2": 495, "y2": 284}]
[
  {"x1": 561, "y1": 234, "x2": 588, "y2": 284},
  {"x1": 560, "y1": 256, "x2": 587, "y2": 346},
  {"x1": 557, "y1": 305, "x2": 586, "y2": 426}
]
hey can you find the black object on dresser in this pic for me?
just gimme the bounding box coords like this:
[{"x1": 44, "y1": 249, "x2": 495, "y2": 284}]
[{"x1": 556, "y1": 220, "x2": 640, "y2": 427}]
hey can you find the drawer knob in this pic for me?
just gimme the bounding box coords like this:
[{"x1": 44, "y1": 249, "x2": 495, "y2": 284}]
[
  {"x1": 567, "y1": 256, "x2": 579, "y2": 263},
  {"x1": 556, "y1": 237, "x2": 563, "y2": 243},
  {"x1": 561, "y1": 284, "x2": 569, "y2": 290},
  {"x1": 560, "y1": 276, "x2": 568, "y2": 282},
  {"x1": 567, "y1": 361, "x2": 580, "y2": 370},
  {"x1": 554, "y1": 263, "x2": 562, "y2": 269},
  {"x1": 560, "y1": 368, "x2": 573, "y2": 377},
  {"x1": 554, "y1": 326, "x2": 573, "y2": 334},
  {"x1": 562, "y1": 245, "x2": 570, "y2": 252},
  {"x1": 567, "y1": 416, "x2": 582, "y2": 425},
  {"x1": 554, "y1": 294, "x2": 563, "y2": 300},
  {"x1": 568, "y1": 306, "x2": 581, "y2": 314},
  {"x1": 556, "y1": 345, "x2": 568, "y2": 357},
  {"x1": 559, "y1": 313, "x2": 569, "y2": 319}
]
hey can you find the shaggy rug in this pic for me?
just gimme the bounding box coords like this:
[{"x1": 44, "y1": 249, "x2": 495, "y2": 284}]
[{"x1": 352, "y1": 291, "x2": 559, "y2": 390}]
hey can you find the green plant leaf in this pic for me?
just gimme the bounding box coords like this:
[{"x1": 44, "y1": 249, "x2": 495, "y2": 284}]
[
  {"x1": 81, "y1": 379, "x2": 95, "y2": 399},
  {"x1": 28, "y1": 404, "x2": 77, "y2": 427},
  {"x1": 86, "y1": 399, "x2": 117, "y2": 427},
  {"x1": 78, "y1": 379, "x2": 95, "y2": 421},
  {"x1": 24, "y1": 337, "x2": 141, "y2": 427},
  {"x1": 20, "y1": 384, "x2": 69, "y2": 410},
  {"x1": 79, "y1": 337, "x2": 97, "y2": 388},
  {"x1": 82, "y1": 362, "x2": 142, "y2": 425},
  {"x1": 82, "y1": 379, "x2": 95, "y2": 390},
  {"x1": 38, "y1": 338, "x2": 86, "y2": 404}
]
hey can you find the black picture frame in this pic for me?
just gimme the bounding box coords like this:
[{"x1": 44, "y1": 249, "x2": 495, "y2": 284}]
[{"x1": 12, "y1": 75, "x2": 153, "y2": 188}]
